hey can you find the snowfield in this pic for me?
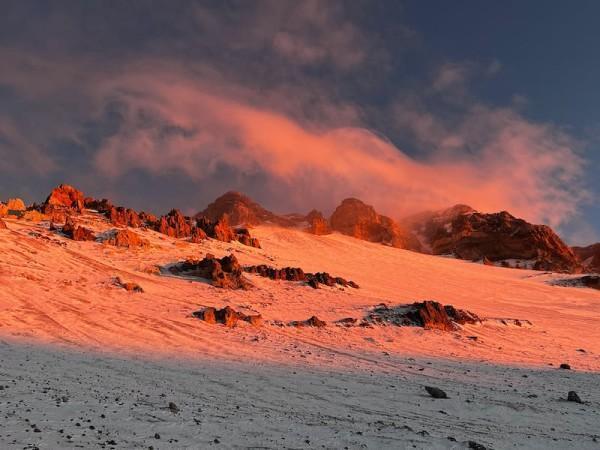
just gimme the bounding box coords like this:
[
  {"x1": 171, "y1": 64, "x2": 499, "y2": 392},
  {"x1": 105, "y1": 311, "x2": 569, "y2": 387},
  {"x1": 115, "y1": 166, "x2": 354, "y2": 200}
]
[{"x1": 1, "y1": 214, "x2": 599, "y2": 449}]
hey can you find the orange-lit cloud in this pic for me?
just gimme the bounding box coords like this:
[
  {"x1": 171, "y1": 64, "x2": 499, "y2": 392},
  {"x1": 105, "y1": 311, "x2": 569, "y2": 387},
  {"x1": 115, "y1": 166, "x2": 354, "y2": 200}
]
[{"x1": 93, "y1": 69, "x2": 587, "y2": 227}]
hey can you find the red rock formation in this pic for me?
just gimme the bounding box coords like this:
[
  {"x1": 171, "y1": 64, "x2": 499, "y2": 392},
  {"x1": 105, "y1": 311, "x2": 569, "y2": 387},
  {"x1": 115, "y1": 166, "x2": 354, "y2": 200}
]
[
  {"x1": 190, "y1": 226, "x2": 208, "y2": 243},
  {"x1": 72, "y1": 226, "x2": 96, "y2": 242},
  {"x1": 106, "y1": 229, "x2": 149, "y2": 248},
  {"x1": 44, "y1": 184, "x2": 85, "y2": 212},
  {"x1": 193, "y1": 306, "x2": 262, "y2": 327},
  {"x1": 409, "y1": 206, "x2": 580, "y2": 273},
  {"x1": 169, "y1": 253, "x2": 250, "y2": 289},
  {"x1": 109, "y1": 207, "x2": 141, "y2": 228},
  {"x1": 157, "y1": 209, "x2": 192, "y2": 238},
  {"x1": 305, "y1": 209, "x2": 331, "y2": 235},
  {"x1": 572, "y1": 243, "x2": 600, "y2": 273},
  {"x1": 330, "y1": 198, "x2": 422, "y2": 251},
  {"x1": 0, "y1": 218, "x2": 7, "y2": 230},
  {"x1": 6, "y1": 198, "x2": 26, "y2": 211}
]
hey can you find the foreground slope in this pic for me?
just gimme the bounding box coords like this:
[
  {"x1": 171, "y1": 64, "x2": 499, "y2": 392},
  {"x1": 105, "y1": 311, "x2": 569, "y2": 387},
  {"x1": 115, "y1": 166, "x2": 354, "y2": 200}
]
[{"x1": 1, "y1": 215, "x2": 599, "y2": 448}]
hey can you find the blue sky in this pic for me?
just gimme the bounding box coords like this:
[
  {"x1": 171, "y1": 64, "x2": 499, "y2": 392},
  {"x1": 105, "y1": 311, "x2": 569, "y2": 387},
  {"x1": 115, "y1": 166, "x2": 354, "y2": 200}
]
[{"x1": 0, "y1": 1, "x2": 598, "y2": 243}]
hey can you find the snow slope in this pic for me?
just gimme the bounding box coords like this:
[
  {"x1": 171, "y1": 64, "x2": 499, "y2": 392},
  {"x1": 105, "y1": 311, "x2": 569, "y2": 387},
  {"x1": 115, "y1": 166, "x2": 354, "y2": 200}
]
[{"x1": 1, "y1": 214, "x2": 599, "y2": 449}]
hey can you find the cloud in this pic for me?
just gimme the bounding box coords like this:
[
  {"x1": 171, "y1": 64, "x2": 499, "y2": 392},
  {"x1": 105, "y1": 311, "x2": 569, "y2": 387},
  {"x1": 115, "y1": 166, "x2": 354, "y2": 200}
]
[{"x1": 89, "y1": 67, "x2": 587, "y2": 227}]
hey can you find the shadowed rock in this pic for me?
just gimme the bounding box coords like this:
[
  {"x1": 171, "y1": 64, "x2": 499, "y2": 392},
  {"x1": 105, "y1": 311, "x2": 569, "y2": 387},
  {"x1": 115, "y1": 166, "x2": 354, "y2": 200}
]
[
  {"x1": 170, "y1": 253, "x2": 251, "y2": 289},
  {"x1": 567, "y1": 391, "x2": 582, "y2": 403},
  {"x1": 115, "y1": 277, "x2": 143, "y2": 293},
  {"x1": 363, "y1": 301, "x2": 479, "y2": 331},
  {"x1": 424, "y1": 386, "x2": 448, "y2": 399},
  {"x1": 290, "y1": 315, "x2": 327, "y2": 328},
  {"x1": 243, "y1": 264, "x2": 359, "y2": 289},
  {"x1": 193, "y1": 306, "x2": 262, "y2": 327}
]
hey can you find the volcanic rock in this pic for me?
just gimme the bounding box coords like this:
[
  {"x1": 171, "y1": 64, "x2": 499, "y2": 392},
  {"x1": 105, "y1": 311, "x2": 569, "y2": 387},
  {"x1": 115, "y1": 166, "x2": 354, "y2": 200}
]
[
  {"x1": 6, "y1": 198, "x2": 26, "y2": 211},
  {"x1": 44, "y1": 184, "x2": 85, "y2": 211},
  {"x1": 189, "y1": 226, "x2": 208, "y2": 243},
  {"x1": 106, "y1": 229, "x2": 149, "y2": 248},
  {"x1": 115, "y1": 277, "x2": 144, "y2": 293},
  {"x1": 330, "y1": 198, "x2": 422, "y2": 251},
  {"x1": 109, "y1": 207, "x2": 141, "y2": 228},
  {"x1": 424, "y1": 386, "x2": 448, "y2": 399},
  {"x1": 567, "y1": 391, "x2": 582, "y2": 403},
  {"x1": 408, "y1": 205, "x2": 580, "y2": 273},
  {"x1": 243, "y1": 264, "x2": 359, "y2": 289},
  {"x1": 157, "y1": 209, "x2": 192, "y2": 238},
  {"x1": 169, "y1": 253, "x2": 250, "y2": 289},
  {"x1": 291, "y1": 315, "x2": 327, "y2": 327},
  {"x1": 305, "y1": 209, "x2": 331, "y2": 235},
  {"x1": 365, "y1": 301, "x2": 479, "y2": 331},
  {"x1": 193, "y1": 306, "x2": 262, "y2": 327}
]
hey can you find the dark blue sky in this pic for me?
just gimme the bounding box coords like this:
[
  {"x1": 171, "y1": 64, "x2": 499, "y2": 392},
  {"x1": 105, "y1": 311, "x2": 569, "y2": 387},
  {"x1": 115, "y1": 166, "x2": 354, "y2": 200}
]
[{"x1": 0, "y1": 1, "x2": 598, "y2": 243}]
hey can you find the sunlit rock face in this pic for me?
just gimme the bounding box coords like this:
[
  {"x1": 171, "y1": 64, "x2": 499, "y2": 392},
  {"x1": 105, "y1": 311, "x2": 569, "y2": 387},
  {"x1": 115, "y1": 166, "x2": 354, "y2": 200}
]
[
  {"x1": 44, "y1": 184, "x2": 85, "y2": 211},
  {"x1": 330, "y1": 198, "x2": 422, "y2": 251},
  {"x1": 408, "y1": 205, "x2": 581, "y2": 273}
]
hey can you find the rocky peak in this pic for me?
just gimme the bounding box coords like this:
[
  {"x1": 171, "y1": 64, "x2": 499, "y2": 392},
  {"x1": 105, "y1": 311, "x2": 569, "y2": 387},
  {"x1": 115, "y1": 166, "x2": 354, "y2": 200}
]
[
  {"x1": 330, "y1": 198, "x2": 421, "y2": 251},
  {"x1": 198, "y1": 191, "x2": 287, "y2": 227}
]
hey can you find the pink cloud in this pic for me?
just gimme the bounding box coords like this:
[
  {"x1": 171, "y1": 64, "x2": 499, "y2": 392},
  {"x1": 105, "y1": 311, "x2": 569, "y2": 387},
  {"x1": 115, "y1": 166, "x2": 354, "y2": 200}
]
[{"x1": 92, "y1": 69, "x2": 587, "y2": 227}]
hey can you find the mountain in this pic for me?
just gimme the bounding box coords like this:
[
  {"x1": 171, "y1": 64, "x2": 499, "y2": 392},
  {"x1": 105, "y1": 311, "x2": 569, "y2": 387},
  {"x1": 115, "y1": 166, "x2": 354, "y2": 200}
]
[
  {"x1": 572, "y1": 243, "x2": 600, "y2": 273},
  {"x1": 197, "y1": 191, "x2": 298, "y2": 227},
  {"x1": 406, "y1": 205, "x2": 581, "y2": 272},
  {"x1": 330, "y1": 198, "x2": 422, "y2": 251}
]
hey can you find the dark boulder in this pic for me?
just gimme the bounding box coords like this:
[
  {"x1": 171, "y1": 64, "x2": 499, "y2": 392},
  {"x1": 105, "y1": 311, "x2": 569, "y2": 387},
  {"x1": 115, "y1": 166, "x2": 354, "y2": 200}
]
[
  {"x1": 424, "y1": 386, "x2": 448, "y2": 399},
  {"x1": 169, "y1": 253, "x2": 250, "y2": 289}
]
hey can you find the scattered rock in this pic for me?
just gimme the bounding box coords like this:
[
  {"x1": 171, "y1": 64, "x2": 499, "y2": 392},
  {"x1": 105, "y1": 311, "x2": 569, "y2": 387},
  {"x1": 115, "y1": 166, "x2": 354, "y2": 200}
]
[
  {"x1": 424, "y1": 386, "x2": 448, "y2": 399},
  {"x1": 559, "y1": 363, "x2": 571, "y2": 370},
  {"x1": 168, "y1": 402, "x2": 179, "y2": 413},
  {"x1": 468, "y1": 441, "x2": 487, "y2": 450},
  {"x1": 193, "y1": 306, "x2": 262, "y2": 328},
  {"x1": 243, "y1": 264, "x2": 359, "y2": 289},
  {"x1": 61, "y1": 216, "x2": 96, "y2": 241},
  {"x1": 115, "y1": 277, "x2": 144, "y2": 293},
  {"x1": 567, "y1": 391, "x2": 583, "y2": 403},
  {"x1": 291, "y1": 315, "x2": 326, "y2": 328}
]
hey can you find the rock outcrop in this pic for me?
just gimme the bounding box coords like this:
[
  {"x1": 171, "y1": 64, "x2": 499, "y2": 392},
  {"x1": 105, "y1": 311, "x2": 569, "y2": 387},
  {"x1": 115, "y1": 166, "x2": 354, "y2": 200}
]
[
  {"x1": 0, "y1": 218, "x2": 7, "y2": 229},
  {"x1": 572, "y1": 243, "x2": 600, "y2": 273},
  {"x1": 407, "y1": 205, "x2": 580, "y2": 273},
  {"x1": 105, "y1": 229, "x2": 149, "y2": 248},
  {"x1": 6, "y1": 198, "x2": 26, "y2": 211},
  {"x1": 330, "y1": 198, "x2": 422, "y2": 251},
  {"x1": 364, "y1": 301, "x2": 480, "y2": 331},
  {"x1": 243, "y1": 264, "x2": 359, "y2": 289},
  {"x1": 158, "y1": 209, "x2": 192, "y2": 238},
  {"x1": 193, "y1": 306, "x2": 262, "y2": 327},
  {"x1": 305, "y1": 210, "x2": 331, "y2": 235},
  {"x1": 61, "y1": 216, "x2": 96, "y2": 241},
  {"x1": 169, "y1": 253, "x2": 250, "y2": 289},
  {"x1": 44, "y1": 184, "x2": 84, "y2": 212}
]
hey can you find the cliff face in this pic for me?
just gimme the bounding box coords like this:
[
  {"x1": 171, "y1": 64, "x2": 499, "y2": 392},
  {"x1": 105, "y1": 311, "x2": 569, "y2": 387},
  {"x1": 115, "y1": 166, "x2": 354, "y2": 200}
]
[
  {"x1": 407, "y1": 205, "x2": 581, "y2": 273},
  {"x1": 330, "y1": 198, "x2": 422, "y2": 251}
]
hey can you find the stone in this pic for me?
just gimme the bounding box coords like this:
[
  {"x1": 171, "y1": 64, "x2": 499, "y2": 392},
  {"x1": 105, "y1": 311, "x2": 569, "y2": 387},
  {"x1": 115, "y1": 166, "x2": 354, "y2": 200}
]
[
  {"x1": 567, "y1": 391, "x2": 582, "y2": 403},
  {"x1": 106, "y1": 229, "x2": 149, "y2": 248},
  {"x1": 424, "y1": 386, "x2": 448, "y2": 399},
  {"x1": 169, "y1": 254, "x2": 250, "y2": 289},
  {"x1": 44, "y1": 184, "x2": 85, "y2": 211},
  {"x1": 559, "y1": 363, "x2": 571, "y2": 370}
]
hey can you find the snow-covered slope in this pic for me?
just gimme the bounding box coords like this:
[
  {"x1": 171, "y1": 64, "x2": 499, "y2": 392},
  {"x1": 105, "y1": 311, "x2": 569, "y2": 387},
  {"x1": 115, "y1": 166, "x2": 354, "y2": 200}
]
[{"x1": 1, "y1": 214, "x2": 599, "y2": 449}]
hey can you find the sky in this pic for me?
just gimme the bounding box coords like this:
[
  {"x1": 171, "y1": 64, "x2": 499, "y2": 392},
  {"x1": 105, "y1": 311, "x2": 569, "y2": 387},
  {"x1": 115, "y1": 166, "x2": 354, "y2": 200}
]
[{"x1": 0, "y1": 0, "x2": 599, "y2": 244}]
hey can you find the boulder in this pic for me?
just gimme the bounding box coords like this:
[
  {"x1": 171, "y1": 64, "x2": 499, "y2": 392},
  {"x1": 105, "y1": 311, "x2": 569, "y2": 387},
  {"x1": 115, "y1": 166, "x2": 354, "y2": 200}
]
[
  {"x1": 115, "y1": 277, "x2": 144, "y2": 293},
  {"x1": 330, "y1": 198, "x2": 422, "y2": 251},
  {"x1": 106, "y1": 229, "x2": 149, "y2": 248},
  {"x1": 72, "y1": 226, "x2": 96, "y2": 242},
  {"x1": 567, "y1": 391, "x2": 582, "y2": 403},
  {"x1": 6, "y1": 198, "x2": 26, "y2": 211},
  {"x1": 157, "y1": 209, "x2": 192, "y2": 238},
  {"x1": 424, "y1": 386, "x2": 448, "y2": 399},
  {"x1": 291, "y1": 315, "x2": 327, "y2": 327}
]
